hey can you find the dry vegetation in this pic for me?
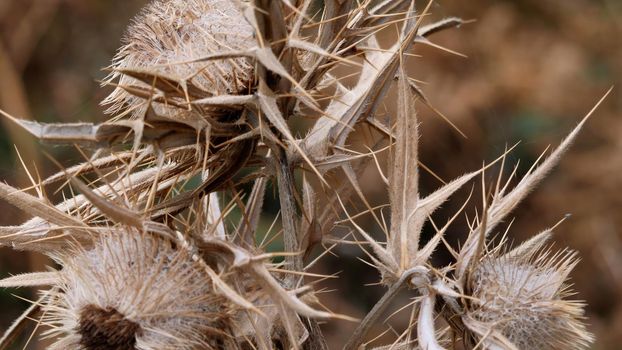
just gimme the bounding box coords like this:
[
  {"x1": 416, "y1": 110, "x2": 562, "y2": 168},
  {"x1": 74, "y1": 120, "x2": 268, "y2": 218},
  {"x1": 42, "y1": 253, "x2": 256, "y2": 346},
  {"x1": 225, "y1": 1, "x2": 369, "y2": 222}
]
[{"x1": 0, "y1": 0, "x2": 619, "y2": 349}]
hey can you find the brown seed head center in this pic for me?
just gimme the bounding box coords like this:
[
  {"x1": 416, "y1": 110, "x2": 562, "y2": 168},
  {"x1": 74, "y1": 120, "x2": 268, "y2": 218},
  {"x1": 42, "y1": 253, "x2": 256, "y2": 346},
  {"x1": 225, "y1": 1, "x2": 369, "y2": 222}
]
[{"x1": 78, "y1": 304, "x2": 141, "y2": 350}]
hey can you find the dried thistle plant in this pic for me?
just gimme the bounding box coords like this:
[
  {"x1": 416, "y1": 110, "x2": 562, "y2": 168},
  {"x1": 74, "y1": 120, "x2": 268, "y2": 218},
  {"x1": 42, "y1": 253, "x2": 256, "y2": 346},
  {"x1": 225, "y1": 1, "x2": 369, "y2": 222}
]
[{"x1": 0, "y1": 0, "x2": 611, "y2": 349}]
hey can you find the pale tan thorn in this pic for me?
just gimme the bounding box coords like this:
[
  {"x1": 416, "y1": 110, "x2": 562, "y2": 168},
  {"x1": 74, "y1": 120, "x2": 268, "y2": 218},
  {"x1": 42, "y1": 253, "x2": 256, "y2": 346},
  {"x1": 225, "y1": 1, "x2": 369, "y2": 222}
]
[
  {"x1": 0, "y1": 108, "x2": 26, "y2": 131},
  {"x1": 44, "y1": 149, "x2": 134, "y2": 186},
  {"x1": 144, "y1": 153, "x2": 165, "y2": 213},
  {"x1": 365, "y1": 145, "x2": 389, "y2": 185},
  {"x1": 358, "y1": 46, "x2": 422, "y2": 58},
  {"x1": 314, "y1": 148, "x2": 387, "y2": 171},
  {"x1": 503, "y1": 215, "x2": 569, "y2": 261},
  {"x1": 408, "y1": 79, "x2": 467, "y2": 138},
  {"x1": 205, "y1": 191, "x2": 245, "y2": 238},
  {"x1": 406, "y1": 168, "x2": 482, "y2": 231},
  {"x1": 353, "y1": 242, "x2": 394, "y2": 277},
  {"x1": 32, "y1": 165, "x2": 48, "y2": 205},
  {"x1": 288, "y1": 38, "x2": 363, "y2": 68},
  {"x1": 379, "y1": 204, "x2": 390, "y2": 240},
  {"x1": 386, "y1": 297, "x2": 419, "y2": 324},
  {"x1": 365, "y1": 116, "x2": 447, "y2": 184},
  {"x1": 334, "y1": 204, "x2": 391, "y2": 224},
  {"x1": 525, "y1": 145, "x2": 552, "y2": 178},
  {"x1": 256, "y1": 84, "x2": 328, "y2": 187},
  {"x1": 419, "y1": 186, "x2": 474, "y2": 264},
  {"x1": 254, "y1": 48, "x2": 319, "y2": 107},
  {"x1": 419, "y1": 161, "x2": 447, "y2": 185},
  {"x1": 152, "y1": 49, "x2": 255, "y2": 67},
  {"x1": 72, "y1": 145, "x2": 125, "y2": 202},
  {"x1": 12, "y1": 287, "x2": 57, "y2": 349},
  {"x1": 454, "y1": 143, "x2": 524, "y2": 280},
  {"x1": 284, "y1": 0, "x2": 314, "y2": 35},
  {"x1": 334, "y1": 192, "x2": 397, "y2": 273},
  {"x1": 13, "y1": 146, "x2": 43, "y2": 199},
  {"x1": 342, "y1": 164, "x2": 388, "y2": 237},
  {"x1": 362, "y1": 327, "x2": 393, "y2": 348},
  {"x1": 249, "y1": 262, "x2": 356, "y2": 321},
  {"x1": 335, "y1": 17, "x2": 405, "y2": 56},
  {"x1": 304, "y1": 238, "x2": 342, "y2": 271},
  {"x1": 267, "y1": 268, "x2": 337, "y2": 279},
  {"x1": 202, "y1": 264, "x2": 264, "y2": 317},
  {"x1": 499, "y1": 161, "x2": 520, "y2": 197},
  {"x1": 258, "y1": 211, "x2": 281, "y2": 249},
  {"x1": 0, "y1": 289, "x2": 50, "y2": 350},
  {"x1": 473, "y1": 163, "x2": 489, "y2": 270},
  {"x1": 493, "y1": 143, "x2": 511, "y2": 198},
  {"x1": 300, "y1": 10, "x2": 350, "y2": 30},
  {"x1": 359, "y1": 12, "x2": 420, "y2": 34},
  {"x1": 414, "y1": 36, "x2": 467, "y2": 58}
]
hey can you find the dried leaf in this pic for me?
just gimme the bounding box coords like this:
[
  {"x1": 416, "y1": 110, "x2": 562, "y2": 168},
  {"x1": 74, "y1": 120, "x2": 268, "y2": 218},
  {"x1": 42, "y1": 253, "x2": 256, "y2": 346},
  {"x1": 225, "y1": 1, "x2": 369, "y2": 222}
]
[
  {"x1": 0, "y1": 182, "x2": 85, "y2": 229},
  {"x1": 115, "y1": 68, "x2": 209, "y2": 98},
  {"x1": 389, "y1": 66, "x2": 420, "y2": 268},
  {"x1": 456, "y1": 88, "x2": 612, "y2": 280},
  {"x1": 0, "y1": 272, "x2": 59, "y2": 288}
]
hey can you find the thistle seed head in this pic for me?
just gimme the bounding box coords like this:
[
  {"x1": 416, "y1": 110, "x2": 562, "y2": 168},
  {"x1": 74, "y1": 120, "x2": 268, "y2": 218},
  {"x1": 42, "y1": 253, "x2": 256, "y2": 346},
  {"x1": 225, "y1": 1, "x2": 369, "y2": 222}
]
[
  {"x1": 102, "y1": 0, "x2": 255, "y2": 119},
  {"x1": 42, "y1": 229, "x2": 233, "y2": 349},
  {"x1": 77, "y1": 305, "x2": 141, "y2": 350},
  {"x1": 463, "y1": 242, "x2": 593, "y2": 349}
]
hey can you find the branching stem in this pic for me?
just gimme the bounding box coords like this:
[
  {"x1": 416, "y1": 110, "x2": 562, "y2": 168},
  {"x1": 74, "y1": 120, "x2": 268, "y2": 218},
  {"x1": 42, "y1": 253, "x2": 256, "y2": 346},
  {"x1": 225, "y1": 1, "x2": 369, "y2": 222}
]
[
  {"x1": 344, "y1": 267, "x2": 427, "y2": 350},
  {"x1": 275, "y1": 149, "x2": 304, "y2": 283}
]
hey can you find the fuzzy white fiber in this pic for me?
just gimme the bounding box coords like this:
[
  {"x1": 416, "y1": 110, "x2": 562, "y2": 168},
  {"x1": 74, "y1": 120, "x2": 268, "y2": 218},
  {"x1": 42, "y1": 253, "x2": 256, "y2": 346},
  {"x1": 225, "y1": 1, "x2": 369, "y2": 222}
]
[
  {"x1": 102, "y1": 0, "x2": 255, "y2": 119},
  {"x1": 43, "y1": 230, "x2": 231, "y2": 350},
  {"x1": 466, "y1": 249, "x2": 591, "y2": 349}
]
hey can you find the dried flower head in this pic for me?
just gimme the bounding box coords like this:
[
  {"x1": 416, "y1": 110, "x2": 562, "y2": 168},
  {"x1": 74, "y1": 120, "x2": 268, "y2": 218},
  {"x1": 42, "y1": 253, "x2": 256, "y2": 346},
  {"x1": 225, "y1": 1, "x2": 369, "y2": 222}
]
[
  {"x1": 461, "y1": 233, "x2": 593, "y2": 349},
  {"x1": 103, "y1": 0, "x2": 255, "y2": 119},
  {"x1": 42, "y1": 229, "x2": 234, "y2": 350}
]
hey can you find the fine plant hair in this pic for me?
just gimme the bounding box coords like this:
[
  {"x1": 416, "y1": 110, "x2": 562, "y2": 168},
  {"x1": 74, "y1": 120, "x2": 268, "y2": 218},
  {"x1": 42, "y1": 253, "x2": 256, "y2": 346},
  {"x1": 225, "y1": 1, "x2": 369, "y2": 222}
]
[{"x1": 0, "y1": 0, "x2": 611, "y2": 349}]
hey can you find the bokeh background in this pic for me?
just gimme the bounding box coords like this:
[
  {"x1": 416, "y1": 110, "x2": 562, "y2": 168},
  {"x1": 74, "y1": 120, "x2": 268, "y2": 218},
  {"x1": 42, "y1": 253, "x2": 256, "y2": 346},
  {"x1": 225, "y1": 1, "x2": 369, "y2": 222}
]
[{"x1": 0, "y1": 0, "x2": 620, "y2": 349}]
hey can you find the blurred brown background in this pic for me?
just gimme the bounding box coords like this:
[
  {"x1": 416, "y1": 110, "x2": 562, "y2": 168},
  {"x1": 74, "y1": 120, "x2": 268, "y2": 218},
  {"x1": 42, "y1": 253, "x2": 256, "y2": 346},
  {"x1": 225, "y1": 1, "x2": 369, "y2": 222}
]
[{"x1": 0, "y1": 0, "x2": 620, "y2": 349}]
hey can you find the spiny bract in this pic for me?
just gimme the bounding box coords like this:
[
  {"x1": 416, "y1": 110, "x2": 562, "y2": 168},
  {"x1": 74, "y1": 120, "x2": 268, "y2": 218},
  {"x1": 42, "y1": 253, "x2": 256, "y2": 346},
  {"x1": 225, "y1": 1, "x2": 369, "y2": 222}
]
[
  {"x1": 462, "y1": 235, "x2": 593, "y2": 349},
  {"x1": 43, "y1": 230, "x2": 234, "y2": 350},
  {"x1": 103, "y1": 0, "x2": 255, "y2": 119}
]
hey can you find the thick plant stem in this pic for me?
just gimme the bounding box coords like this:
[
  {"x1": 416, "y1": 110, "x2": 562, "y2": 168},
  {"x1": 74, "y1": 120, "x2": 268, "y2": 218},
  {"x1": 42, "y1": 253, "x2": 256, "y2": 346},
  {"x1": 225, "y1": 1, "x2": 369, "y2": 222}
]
[
  {"x1": 303, "y1": 318, "x2": 329, "y2": 350},
  {"x1": 275, "y1": 150, "x2": 328, "y2": 349},
  {"x1": 343, "y1": 273, "x2": 411, "y2": 350},
  {"x1": 275, "y1": 150, "x2": 304, "y2": 279}
]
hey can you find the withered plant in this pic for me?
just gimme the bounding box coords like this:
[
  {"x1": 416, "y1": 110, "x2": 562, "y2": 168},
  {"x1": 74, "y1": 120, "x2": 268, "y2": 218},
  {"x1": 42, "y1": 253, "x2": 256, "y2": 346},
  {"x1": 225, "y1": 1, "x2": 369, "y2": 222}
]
[{"x1": 0, "y1": 0, "x2": 610, "y2": 349}]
